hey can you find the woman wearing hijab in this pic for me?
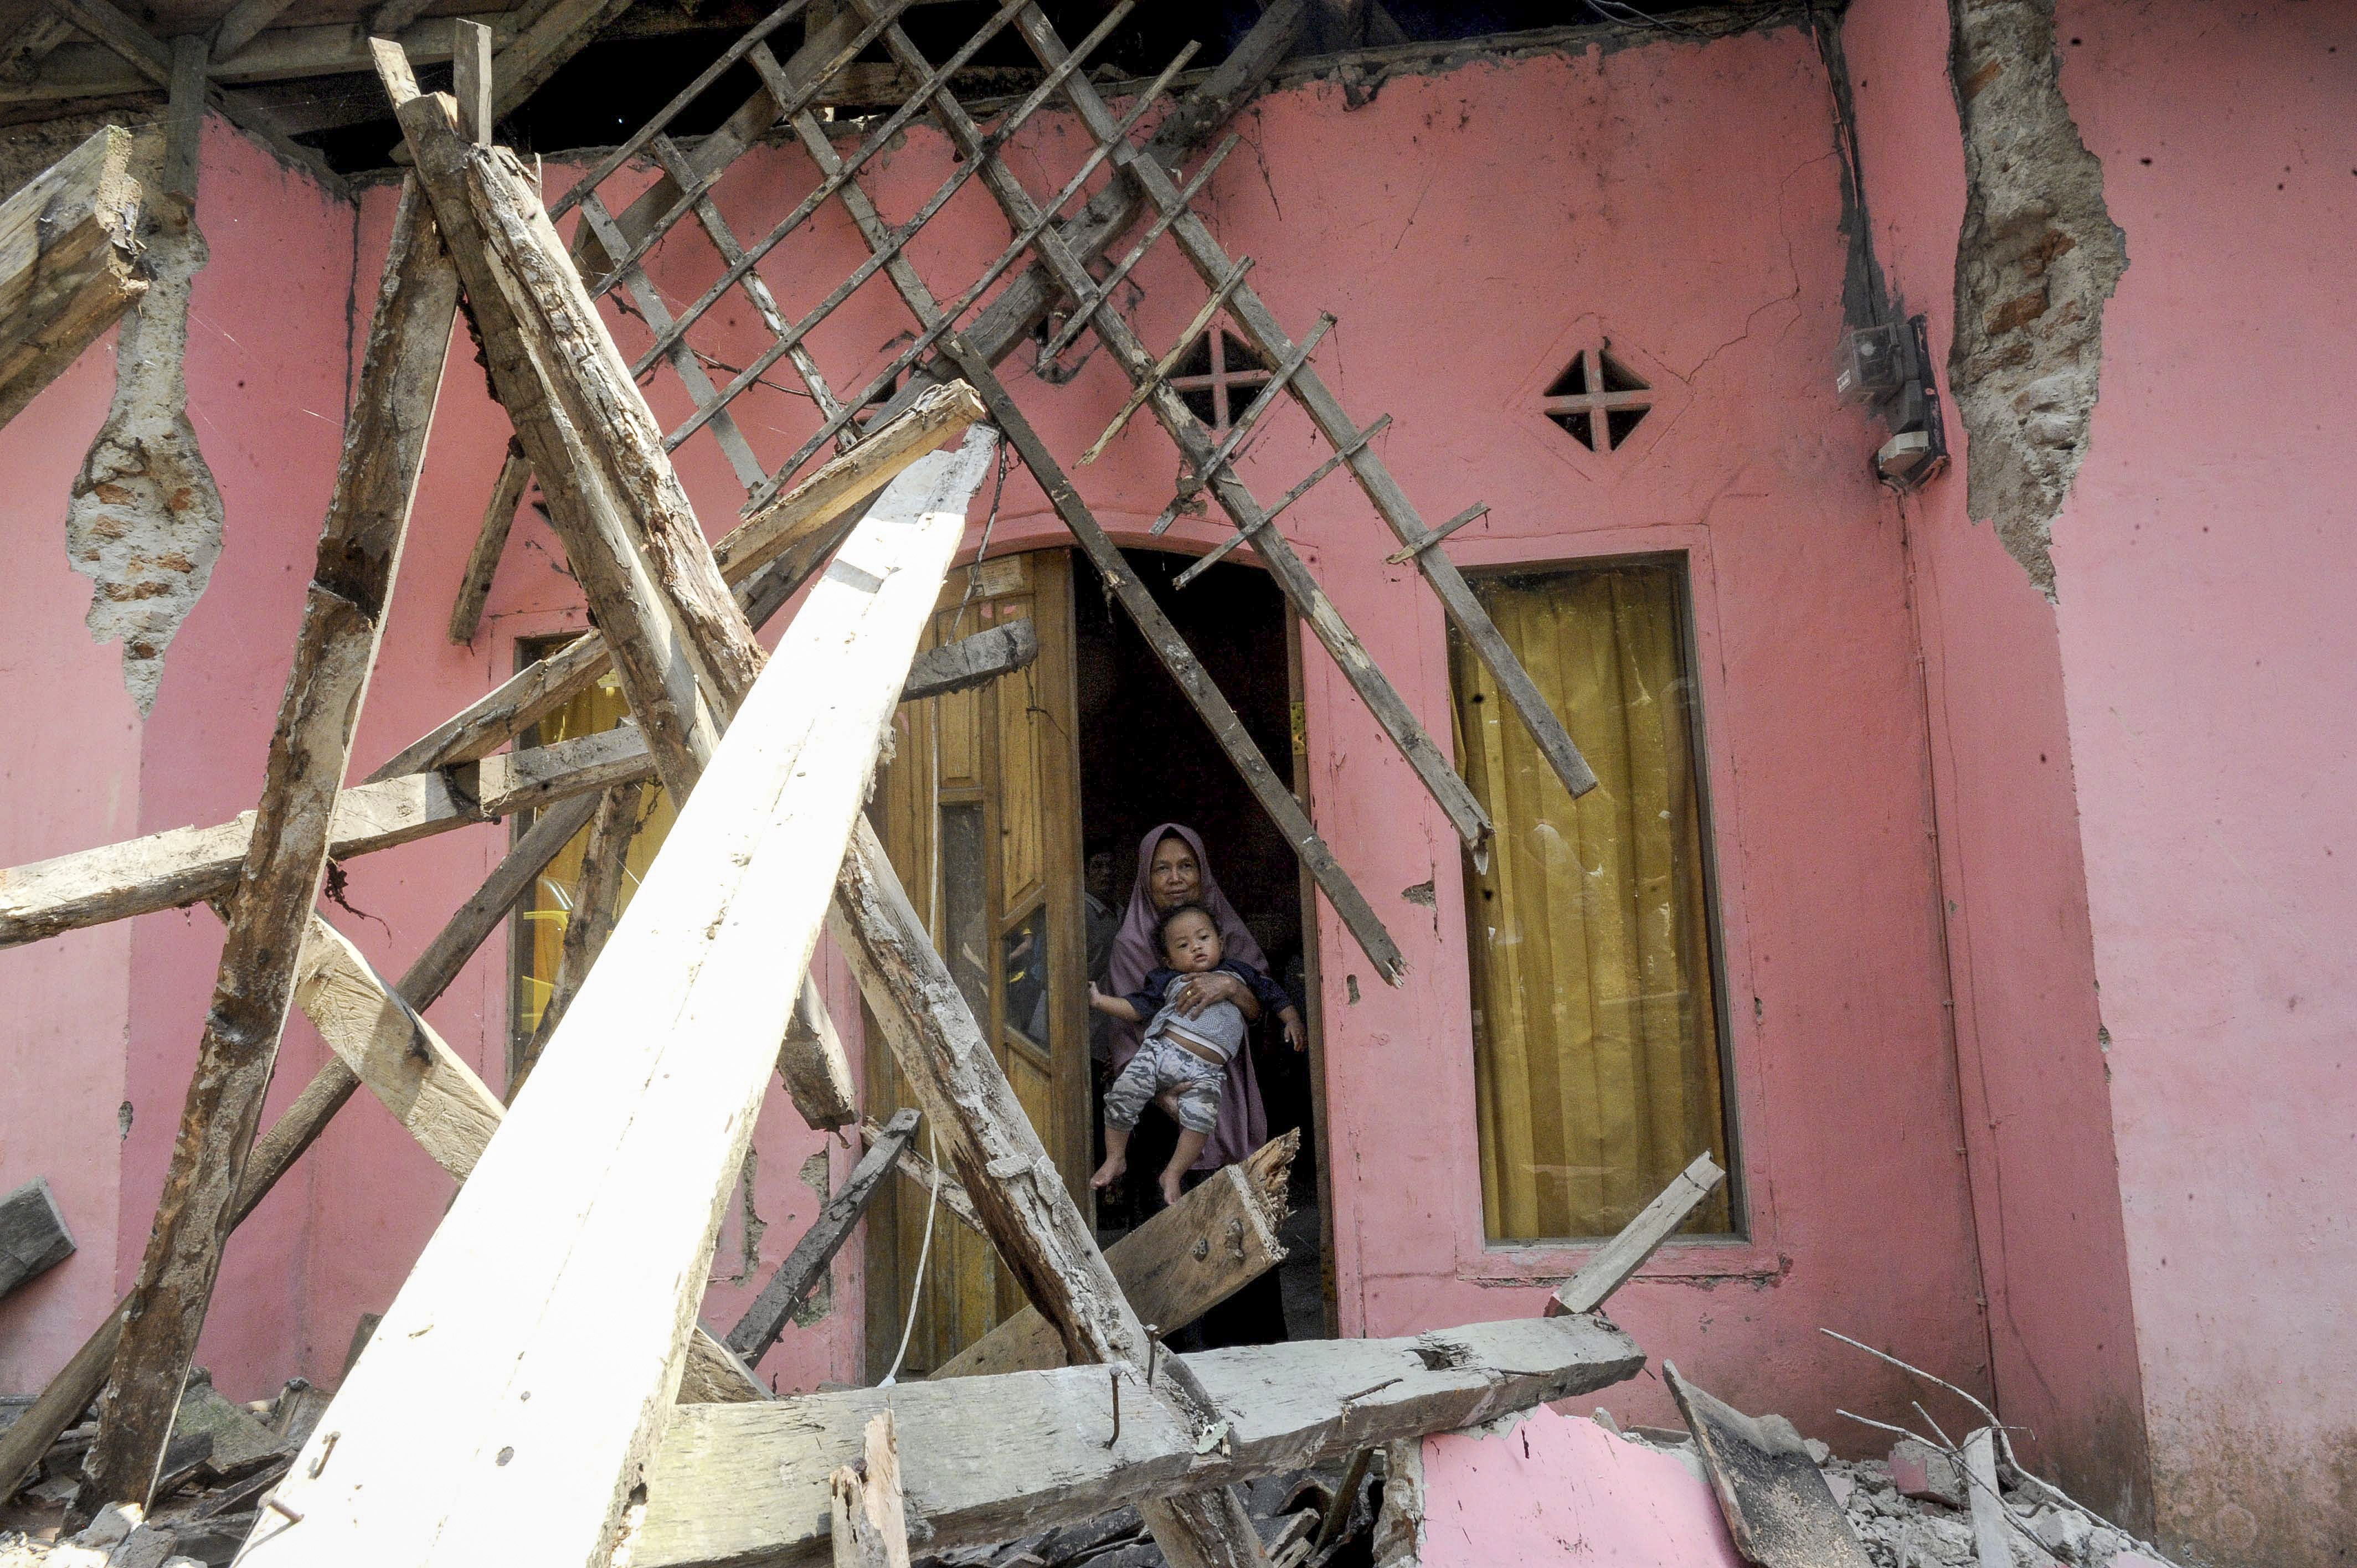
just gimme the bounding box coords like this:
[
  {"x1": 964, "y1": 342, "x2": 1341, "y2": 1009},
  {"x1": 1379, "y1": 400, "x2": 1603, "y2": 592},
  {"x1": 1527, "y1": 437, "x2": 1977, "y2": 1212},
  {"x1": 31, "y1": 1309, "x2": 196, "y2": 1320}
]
[{"x1": 1104, "y1": 822, "x2": 1301, "y2": 1347}]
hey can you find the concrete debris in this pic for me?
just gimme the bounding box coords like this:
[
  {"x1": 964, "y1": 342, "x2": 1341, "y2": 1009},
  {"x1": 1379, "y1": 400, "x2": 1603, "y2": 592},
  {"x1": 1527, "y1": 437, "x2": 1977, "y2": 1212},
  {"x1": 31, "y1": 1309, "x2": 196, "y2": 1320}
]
[{"x1": 1890, "y1": 1437, "x2": 1968, "y2": 1507}]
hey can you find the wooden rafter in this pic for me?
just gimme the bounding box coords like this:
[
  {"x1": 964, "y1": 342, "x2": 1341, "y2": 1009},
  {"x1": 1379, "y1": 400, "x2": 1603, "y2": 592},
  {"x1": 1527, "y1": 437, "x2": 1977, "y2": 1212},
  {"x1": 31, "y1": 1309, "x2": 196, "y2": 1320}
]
[{"x1": 42, "y1": 0, "x2": 348, "y2": 195}]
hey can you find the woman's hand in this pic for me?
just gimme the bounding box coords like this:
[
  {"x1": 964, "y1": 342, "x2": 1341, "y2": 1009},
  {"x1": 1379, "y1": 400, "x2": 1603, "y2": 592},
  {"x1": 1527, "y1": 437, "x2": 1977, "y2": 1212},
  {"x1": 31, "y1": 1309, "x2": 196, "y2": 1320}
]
[
  {"x1": 1171, "y1": 969, "x2": 1259, "y2": 1021},
  {"x1": 1280, "y1": 1007, "x2": 1305, "y2": 1053}
]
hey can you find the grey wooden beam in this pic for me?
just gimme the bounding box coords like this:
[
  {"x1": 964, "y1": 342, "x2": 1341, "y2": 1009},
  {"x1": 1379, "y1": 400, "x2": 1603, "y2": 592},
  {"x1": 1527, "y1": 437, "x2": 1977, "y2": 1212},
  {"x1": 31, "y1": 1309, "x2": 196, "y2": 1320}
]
[
  {"x1": 724, "y1": 1108, "x2": 918, "y2": 1363},
  {"x1": 0, "y1": 1179, "x2": 75, "y2": 1301}
]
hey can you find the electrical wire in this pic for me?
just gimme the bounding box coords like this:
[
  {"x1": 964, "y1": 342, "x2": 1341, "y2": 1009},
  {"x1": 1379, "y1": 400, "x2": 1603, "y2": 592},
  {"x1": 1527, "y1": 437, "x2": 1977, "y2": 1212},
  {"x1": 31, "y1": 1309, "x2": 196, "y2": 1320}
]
[{"x1": 878, "y1": 1124, "x2": 943, "y2": 1387}]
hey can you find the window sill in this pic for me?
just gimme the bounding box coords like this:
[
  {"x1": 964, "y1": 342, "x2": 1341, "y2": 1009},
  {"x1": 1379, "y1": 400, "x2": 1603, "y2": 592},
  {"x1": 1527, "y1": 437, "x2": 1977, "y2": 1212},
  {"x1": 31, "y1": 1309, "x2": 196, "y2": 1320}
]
[{"x1": 1456, "y1": 1235, "x2": 1785, "y2": 1290}]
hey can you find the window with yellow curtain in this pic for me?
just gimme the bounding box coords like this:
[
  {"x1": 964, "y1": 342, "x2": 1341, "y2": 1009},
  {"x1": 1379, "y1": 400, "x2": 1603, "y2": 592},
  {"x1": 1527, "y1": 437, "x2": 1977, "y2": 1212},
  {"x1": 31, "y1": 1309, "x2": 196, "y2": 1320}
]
[
  {"x1": 1449, "y1": 558, "x2": 1735, "y2": 1244},
  {"x1": 509, "y1": 657, "x2": 676, "y2": 1077}
]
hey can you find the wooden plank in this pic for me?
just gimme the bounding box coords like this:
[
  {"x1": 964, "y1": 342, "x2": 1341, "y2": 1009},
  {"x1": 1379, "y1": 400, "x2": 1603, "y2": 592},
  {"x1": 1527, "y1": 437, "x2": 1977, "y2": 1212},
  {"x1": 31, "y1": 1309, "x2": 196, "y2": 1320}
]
[
  {"x1": 0, "y1": 123, "x2": 145, "y2": 431},
  {"x1": 830, "y1": 1413, "x2": 910, "y2": 1568},
  {"x1": 1665, "y1": 1363, "x2": 1873, "y2": 1568},
  {"x1": 511, "y1": 779, "x2": 641, "y2": 1094},
  {"x1": 1010, "y1": 19, "x2": 1599, "y2": 802},
  {"x1": 446, "y1": 443, "x2": 529, "y2": 643},
  {"x1": 1963, "y1": 1431, "x2": 2010, "y2": 1568},
  {"x1": 285, "y1": 913, "x2": 766, "y2": 1405},
  {"x1": 902, "y1": 618, "x2": 1036, "y2": 701},
  {"x1": 940, "y1": 339, "x2": 1406, "y2": 984},
  {"x1": 84, "y1": 175, "x2": 460, "y2": 1513},
  {"x1": 935, "y1": 1132, "x2": 1294, "y2": 1380},
  {"x1": 726, "y1": 1110, "x2": 919, "y2": 1363},
  {"x1": 372, "y1": 379, "x2": 981, "y2": 784},
  {"x1": 1546, "y1": 1152, "x2": 1725, "y2": 1317},
  {"x1": 239, "y1": 437, "x2": 974, "y2": 1568},
  {"x1": 0, "y1": 800, "x2": 578, "y2": 1504},
  {"x1": 631, "y1": 1313, "x2": 1645, "y2": 1568},
  {"x1": 0, "y1": 1178, "x2": 75, "y2": 1300},
  {"x1": 778, "y1": 977, "x2": 858, "y2": 1132},
  {"x1": 0, "y1": 724, "x2": 651, "y2": 946},
  {"x1": 451, "y1": 18, "x2": 494, "y2": 143}
]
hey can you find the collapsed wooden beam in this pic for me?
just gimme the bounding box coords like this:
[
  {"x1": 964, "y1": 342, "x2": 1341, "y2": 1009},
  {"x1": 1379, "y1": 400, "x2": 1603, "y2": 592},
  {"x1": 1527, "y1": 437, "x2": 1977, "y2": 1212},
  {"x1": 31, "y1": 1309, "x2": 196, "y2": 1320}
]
[
  {"x1": 631, "y1": 1313, "x2": 1645, "y2": 1568},
  {"x1": 726, "y1": 1110, "x2": 920, "y2": 1365},
  {"x1": 85, "y1": 175, "x2": 459, "y2": 1510},
  {"x1": 0, "y1": 123, "x2": 145, "y2": 431},
  {"x1": 935, "y1": 1131, "x2": 1294, "y2": 1380},
  {"x1": 0, "y1": 623, "x2": 1035, "y2": 949},
  {"x1": 239, "y1": 450, "x2": 986, "y2": 1568}
]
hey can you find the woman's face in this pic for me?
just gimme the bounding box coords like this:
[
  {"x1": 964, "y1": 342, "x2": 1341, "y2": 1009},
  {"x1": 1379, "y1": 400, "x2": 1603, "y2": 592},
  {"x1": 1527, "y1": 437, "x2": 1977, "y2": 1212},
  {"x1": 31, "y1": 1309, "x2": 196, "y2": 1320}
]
[{"x1": 1149, "y1": 835, "x2": 1202, "y2": 911}]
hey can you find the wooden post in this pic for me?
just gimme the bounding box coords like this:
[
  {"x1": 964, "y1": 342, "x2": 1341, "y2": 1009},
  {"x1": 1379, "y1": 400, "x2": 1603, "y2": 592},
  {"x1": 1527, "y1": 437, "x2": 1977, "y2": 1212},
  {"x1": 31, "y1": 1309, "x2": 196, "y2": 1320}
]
[
  {"x1": 0, "y1": 124, "x2": 146, "y2": 431},
  {"x1": 446, "y1": 443, "x2": 528, "y2": 643},
  {"x1": 828, "y1": 1413, "x2": 910, "y2": 1568},
  {"x1": 84, "y1": 177, "x2": 460, "y2": 1512},
  {"x1": 450, "y1": 17, "x2": 493, "y2": 143},
  {"x1": 240, "y1": 444, "x2": 976, "y2": 1568}
]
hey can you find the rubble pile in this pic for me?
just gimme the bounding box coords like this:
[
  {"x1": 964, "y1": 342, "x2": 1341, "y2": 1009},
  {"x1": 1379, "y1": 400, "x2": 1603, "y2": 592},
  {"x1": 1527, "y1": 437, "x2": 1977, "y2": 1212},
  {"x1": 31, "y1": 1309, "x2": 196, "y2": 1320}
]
[{"x1": 0, "y1": 1373, "x2": 326, "y2": 1567}]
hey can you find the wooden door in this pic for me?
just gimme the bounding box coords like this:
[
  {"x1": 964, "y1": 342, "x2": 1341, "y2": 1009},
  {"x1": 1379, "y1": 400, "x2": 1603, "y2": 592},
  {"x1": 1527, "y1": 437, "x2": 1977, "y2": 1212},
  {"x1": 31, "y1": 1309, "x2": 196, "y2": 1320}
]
[{"x1": 863, "y1": 549, "x2": 1088, "y2": 1378}]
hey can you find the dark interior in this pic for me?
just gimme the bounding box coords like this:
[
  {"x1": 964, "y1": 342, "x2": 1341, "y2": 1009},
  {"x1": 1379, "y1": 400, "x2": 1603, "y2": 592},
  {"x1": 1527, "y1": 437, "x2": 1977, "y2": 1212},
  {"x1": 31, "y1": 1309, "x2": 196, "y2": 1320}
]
[{"x1": 1071, "y1": 546, "x2": 1329, "y2": 1343}]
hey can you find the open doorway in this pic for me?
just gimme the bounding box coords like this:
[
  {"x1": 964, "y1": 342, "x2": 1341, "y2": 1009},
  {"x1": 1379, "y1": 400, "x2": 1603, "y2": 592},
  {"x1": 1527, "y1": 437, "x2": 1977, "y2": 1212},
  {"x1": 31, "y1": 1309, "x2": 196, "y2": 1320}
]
[{"x1": 1073, "y1": 548, "x2": 1332, "y2": 1345}]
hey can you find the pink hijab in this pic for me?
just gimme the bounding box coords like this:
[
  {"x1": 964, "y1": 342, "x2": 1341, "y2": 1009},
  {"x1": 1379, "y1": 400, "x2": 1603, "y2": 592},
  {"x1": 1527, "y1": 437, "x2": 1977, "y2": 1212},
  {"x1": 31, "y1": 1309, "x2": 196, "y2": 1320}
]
[{"x1": 1106, "y1": 823, "x2": 1269, "y2": 1173}]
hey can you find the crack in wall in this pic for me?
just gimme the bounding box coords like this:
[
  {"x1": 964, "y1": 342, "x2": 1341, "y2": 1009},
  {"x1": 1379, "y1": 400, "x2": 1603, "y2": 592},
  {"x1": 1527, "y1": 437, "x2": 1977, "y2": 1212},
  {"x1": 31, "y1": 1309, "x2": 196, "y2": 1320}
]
[
  {"x1": 64, "y1": 194, "x2": 223, "y2": 714},
  {"x1": 1947, "y1": 0, "x2": 2127, "y2": 599}
]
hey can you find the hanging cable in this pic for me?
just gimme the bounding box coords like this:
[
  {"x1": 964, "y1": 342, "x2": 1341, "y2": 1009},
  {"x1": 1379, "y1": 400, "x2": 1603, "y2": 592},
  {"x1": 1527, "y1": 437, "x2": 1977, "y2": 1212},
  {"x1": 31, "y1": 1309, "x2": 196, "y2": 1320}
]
[{"x1": 878, "y1": 1124, "x2": 943, "y2": 1386}]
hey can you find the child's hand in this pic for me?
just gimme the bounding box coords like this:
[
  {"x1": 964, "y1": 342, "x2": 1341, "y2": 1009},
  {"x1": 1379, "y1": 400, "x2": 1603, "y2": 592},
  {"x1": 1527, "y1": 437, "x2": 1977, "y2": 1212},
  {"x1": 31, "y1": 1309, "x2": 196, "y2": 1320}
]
[{"x1": 1280, "y1": 1008, "x2": 1305, "y2": 1053}]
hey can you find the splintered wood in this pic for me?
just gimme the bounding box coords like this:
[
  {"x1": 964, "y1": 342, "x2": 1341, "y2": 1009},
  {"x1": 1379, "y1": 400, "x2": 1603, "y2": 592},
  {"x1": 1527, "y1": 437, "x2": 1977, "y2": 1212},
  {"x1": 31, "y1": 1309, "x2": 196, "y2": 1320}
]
[{"x1": 0, "y1": 124, "x2": 145, "y2": 431}]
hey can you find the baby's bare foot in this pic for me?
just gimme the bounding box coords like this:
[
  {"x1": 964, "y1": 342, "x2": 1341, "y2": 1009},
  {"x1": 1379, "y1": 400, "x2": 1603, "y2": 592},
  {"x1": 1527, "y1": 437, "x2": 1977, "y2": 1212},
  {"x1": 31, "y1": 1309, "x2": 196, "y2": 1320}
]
[
  {"x1": 1158, "y1": 1167, "x2": 1185, "y2": 1208},
  {"x1": 1091, "y1": 1156, "x2": 1127, "y2": 1190}
]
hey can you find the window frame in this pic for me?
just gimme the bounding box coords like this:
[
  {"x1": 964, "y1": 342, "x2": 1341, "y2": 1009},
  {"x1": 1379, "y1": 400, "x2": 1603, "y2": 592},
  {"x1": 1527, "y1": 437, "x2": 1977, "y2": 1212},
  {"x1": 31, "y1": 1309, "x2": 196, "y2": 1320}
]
[{"x1": 1435, "y1": 523, "x2": 1782, "y2": 1288}]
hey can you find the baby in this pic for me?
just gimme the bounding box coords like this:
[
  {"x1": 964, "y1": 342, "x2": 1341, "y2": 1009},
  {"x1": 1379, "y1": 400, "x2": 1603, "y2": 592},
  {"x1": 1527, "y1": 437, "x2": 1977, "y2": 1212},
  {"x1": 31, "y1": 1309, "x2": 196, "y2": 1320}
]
[{"x1": 1088, "y1": 903, "x2": 1280, "y2": 1206}]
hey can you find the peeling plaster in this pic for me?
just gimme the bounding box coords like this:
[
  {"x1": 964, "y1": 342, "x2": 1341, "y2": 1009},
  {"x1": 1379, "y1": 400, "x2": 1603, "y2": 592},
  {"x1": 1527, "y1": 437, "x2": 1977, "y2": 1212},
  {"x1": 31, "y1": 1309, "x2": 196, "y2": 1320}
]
[
  {"x1": 1946, "y1": 0, "x2": 2127, "y2": 597},
  {"x1": 65, "y1": 199, "x2": 223, "y2": 714}
]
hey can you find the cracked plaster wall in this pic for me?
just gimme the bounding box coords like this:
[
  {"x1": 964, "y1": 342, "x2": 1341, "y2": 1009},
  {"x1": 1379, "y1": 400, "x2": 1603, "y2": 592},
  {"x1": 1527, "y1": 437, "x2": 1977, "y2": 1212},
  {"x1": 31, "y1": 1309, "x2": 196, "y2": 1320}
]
[
  {"x1": 65, "y1": 202, "x2": 224, "y2": 714},
  {"x1": 1946, "y1": 0, "x2": 2127, "y2": 596}
]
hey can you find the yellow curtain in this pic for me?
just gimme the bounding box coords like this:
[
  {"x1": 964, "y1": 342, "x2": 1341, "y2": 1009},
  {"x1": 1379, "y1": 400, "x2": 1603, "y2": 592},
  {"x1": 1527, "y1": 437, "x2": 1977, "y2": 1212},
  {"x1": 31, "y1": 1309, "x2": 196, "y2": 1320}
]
[
  {"x1": 513, "y1": 670, "x2": 676, "y2": 1062},
  {"x1": 1450, "y1": 561, "x2": 1732, "y2": 1242}
]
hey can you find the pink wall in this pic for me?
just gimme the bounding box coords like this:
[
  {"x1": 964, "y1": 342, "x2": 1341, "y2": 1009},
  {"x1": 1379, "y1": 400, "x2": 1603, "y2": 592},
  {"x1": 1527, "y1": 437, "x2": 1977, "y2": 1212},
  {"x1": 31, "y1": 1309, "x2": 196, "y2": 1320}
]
[
  {"x1": 1839, "y1": 0, "x2": 2152, "y2": 1523},
  {"x1": 1419, "y1": 1404, "x2": 1742, "y2": 1568},
  {"x1": 2045, "y1": 4, "x2": 2357, "y2": 1561},
  {"x1": 0, "y1": 293, "x2": 142, "y2": 1397}
]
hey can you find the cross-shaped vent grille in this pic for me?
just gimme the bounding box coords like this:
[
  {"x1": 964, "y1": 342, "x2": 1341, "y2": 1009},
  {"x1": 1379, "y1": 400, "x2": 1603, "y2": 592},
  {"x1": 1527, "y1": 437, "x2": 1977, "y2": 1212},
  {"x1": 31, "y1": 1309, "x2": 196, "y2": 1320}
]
[{"x1": 1542, "y1": 343, "x2": 1654, "y2": 455}]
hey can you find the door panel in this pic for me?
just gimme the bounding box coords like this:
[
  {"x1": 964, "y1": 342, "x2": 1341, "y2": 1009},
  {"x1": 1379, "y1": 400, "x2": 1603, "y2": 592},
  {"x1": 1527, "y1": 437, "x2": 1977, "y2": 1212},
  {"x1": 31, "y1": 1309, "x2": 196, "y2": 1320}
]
[{"x1": 864, "y1": 549, "x2": 1088, "y2": 1378}]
